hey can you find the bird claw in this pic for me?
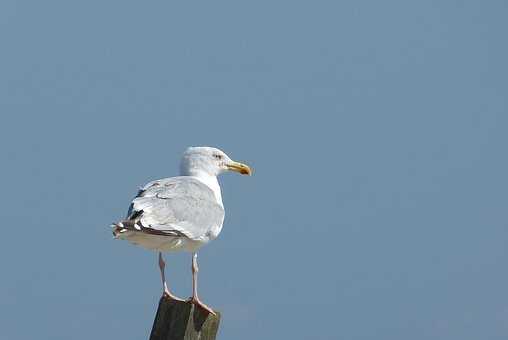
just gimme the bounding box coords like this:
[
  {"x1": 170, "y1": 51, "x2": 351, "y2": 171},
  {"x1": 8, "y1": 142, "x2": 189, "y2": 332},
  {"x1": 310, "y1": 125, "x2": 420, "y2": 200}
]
[
  {"x1": 163, "y1": 290, "x2": 185, "y2": 302},
  {"x1": 188, "y1": 297, "x2": 216, "y2": 316}
]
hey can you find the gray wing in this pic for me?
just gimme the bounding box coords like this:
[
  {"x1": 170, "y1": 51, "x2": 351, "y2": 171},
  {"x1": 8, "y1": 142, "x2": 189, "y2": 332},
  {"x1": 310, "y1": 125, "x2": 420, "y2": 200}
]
[{"x1": 126, "y1": 176, "x2": 225, "y2": 240}]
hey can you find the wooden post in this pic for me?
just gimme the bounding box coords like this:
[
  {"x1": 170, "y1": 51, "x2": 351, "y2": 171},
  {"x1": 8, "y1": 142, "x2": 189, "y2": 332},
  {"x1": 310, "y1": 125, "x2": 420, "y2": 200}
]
[{"x1": 149, "y1": 296, "x2": 221, "y2": 340}]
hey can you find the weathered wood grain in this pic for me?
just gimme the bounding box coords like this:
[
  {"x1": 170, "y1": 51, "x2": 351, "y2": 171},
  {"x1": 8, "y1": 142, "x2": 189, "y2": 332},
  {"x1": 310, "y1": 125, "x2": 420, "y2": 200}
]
[{"x1": 149, "y1": 296, "x2": 221, "y2": 340}]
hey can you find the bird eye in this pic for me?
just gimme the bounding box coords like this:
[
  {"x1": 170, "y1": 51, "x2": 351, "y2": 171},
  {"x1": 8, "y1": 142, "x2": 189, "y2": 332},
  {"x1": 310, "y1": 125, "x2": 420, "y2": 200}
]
[{"x1": 213, "y1": 154, "x2": 223, "y2": 160}]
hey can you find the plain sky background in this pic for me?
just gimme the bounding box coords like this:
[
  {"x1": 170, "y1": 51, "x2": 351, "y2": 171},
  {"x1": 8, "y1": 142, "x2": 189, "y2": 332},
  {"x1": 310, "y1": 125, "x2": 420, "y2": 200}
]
[{"x1": 1, "y1": 1, "x2": 507, "y2": 339}]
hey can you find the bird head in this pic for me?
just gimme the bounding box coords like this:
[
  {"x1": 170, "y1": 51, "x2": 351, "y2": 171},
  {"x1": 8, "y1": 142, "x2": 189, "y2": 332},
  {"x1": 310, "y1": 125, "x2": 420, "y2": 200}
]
[{"x1": 180, "y1": 146, "x2": 252, "y2": 177}]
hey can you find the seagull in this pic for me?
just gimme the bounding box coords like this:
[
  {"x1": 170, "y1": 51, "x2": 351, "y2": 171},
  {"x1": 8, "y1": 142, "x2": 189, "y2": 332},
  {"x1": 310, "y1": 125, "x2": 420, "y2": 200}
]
[{"x1": 111, "y1": 146, "x2": 251, "y2": 315}]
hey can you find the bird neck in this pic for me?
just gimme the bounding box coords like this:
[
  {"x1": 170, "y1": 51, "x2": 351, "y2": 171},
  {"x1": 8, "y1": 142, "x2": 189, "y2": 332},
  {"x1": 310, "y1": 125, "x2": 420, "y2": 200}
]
[{"x1": 183, "y1": 169, "x2": 223, "y2": 206}]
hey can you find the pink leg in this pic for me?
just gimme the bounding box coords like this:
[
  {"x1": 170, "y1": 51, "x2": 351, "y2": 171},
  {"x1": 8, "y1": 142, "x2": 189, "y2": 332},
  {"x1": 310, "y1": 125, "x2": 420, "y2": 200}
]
[
  {"x1": 189, "y1": 253, "x2": 216, "y2": 315},
  {"x1": 158, "y1": 252, "x2": 184, "y2": 301}
]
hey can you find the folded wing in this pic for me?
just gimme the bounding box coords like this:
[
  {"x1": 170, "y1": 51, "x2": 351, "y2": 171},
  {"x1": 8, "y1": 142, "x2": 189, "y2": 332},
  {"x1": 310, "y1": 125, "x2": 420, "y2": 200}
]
[{"x1": 125, "y1": 177, "x2": 225, "y2": 241}]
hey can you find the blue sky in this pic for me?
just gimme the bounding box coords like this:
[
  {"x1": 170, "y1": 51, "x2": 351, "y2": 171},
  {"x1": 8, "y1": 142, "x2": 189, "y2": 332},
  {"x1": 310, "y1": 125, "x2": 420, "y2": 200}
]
[{"x1": 1, "y1": 1, "x2": 507, "y2": 339}]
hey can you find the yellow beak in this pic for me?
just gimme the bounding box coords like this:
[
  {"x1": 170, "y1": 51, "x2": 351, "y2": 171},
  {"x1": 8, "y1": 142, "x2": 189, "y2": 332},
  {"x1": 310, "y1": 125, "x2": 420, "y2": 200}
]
[{"x1": 226, "y1": 161, "x2": 252, "y2": 175}]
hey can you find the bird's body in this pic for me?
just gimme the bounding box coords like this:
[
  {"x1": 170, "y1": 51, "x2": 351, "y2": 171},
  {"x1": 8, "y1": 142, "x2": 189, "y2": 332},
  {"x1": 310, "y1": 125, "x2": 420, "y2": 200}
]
[
  {"x1": 111, "y1": 146, "x2": 251, "y2": 314},
  {"x1": 114, "y1": 176, "x2": 225, "y2": 252}
]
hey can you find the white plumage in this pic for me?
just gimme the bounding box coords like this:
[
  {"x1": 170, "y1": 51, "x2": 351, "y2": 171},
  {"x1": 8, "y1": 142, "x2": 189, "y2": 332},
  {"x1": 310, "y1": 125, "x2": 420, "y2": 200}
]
[{"x1": 116, "y1": 176, "x2": 225, "y2": 252}]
